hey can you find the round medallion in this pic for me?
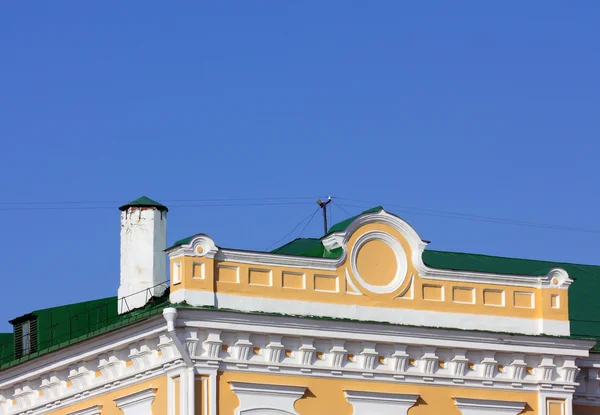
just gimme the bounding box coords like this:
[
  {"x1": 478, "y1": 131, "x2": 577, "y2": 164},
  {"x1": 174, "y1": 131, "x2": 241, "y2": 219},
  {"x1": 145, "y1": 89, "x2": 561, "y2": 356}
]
[
  {"x1": 356, "y1": 240, "x2": 398, "y2": 287},
  {"x1": 350, "y1": 231, "x2": 408, "y2": 294}
]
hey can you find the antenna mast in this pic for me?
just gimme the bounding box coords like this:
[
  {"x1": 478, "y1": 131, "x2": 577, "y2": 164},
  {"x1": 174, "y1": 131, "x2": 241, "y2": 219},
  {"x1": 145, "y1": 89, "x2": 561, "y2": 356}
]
[{"x1": 317, "y1": 196, "x2": 332, "y2": 235}]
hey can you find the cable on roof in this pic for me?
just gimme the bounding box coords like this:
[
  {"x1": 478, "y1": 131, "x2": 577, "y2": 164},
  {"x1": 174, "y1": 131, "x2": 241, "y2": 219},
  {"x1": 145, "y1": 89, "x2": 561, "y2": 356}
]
[
  {"x1": 332, "y1": 200, "x2": 353, "y2": 217},
  {"x1": 264, "y1": 207, "x2": 321, "y2": 252},
  {"x1": 298, "y1": 207, "x2": 321, "y2": 238}
]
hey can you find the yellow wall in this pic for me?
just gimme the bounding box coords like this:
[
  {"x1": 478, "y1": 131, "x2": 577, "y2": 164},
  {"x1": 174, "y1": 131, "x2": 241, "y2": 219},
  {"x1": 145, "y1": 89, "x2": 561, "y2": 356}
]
[
  {"x1": 173, "y1": 375, "x2": 181, "y2": 415},
  {"x1": 546, "y1": 399, "x2": 565, "y2": 415},
  {"x1": 45, "y1": 376, "x2": 167, "y2": 415},
  {"x1": 195, "y1": 375, "x2": 209, "y2": 415},
  {"x1": 217, "y1": 371, "x2": 537, "y2": 415},
  {"x1": 171, "y1": 222, "x2": 568, "y2": 323}
]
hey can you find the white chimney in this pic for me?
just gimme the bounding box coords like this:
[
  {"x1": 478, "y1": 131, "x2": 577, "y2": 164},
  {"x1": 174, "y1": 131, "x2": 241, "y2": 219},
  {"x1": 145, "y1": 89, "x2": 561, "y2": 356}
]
[{"x1": 118, "y1": 196, "x2": 168, "y2": 314}]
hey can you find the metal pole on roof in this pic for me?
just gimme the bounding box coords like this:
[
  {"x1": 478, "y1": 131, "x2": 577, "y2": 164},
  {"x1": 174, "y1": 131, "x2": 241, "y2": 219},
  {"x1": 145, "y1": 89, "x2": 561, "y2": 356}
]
[{"x1": 317, "y1": 196, "x2": 332, "y2": 235}]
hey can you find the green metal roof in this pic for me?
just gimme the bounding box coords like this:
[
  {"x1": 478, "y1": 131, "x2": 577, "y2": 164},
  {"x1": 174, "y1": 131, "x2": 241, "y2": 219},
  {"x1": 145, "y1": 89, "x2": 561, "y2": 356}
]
[
  {"x1": 271, "y1": 238, "x2": 342, "y2": 258},
  {"x1": 326, "y1": 206, "x2": 384, "y2": 235},
  {"x1": 170, "y1": 235, "x2": 195, "y2": 248},
  {"x1": 0, "y1": 334, "x2": 14, "y2": 365},
  {"x1": 119, "y1": 196, "x2": 168, "y2": 212},
  {"x1": 0, "y1": 291, "x2": 170, "y2": 370}
]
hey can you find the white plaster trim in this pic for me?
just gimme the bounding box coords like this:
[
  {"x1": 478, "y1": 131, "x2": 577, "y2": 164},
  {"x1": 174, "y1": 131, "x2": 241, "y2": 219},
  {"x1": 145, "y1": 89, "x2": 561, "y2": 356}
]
[
  {"x1": 345, "y1": 272, "x2": 363, "y2": 295},
  {"x1": 454, "y1": 397, "x2": 526, "y2": 414},
  {"x1": 166, "y1": 234, "x2": 218, "y2": 259},
  {"x1": 209, "y1": 370, "x2": 217, "y2": 415},
  {"x1": 229, "y1": 382, "x2": 306, "y2": 415},
  {"x1": 10, "y1": 362, "x2": 174, "y2": 415},
  {"x1": 114, "y1": 387, "x2": 157, "y2": 415},
  {"x1": 344, "y1": 390, "x2": 419, "y2": 414},
  {"x1": 349, "y1": 231, "x2": 408, "y2": 294},
  {"x1": 66, "y1": 405, "x2": 102, "y2": 415},
  {"x1": 571, "y1": 351, "x2": 600, "y2": 368},
  {"x1": 394, "y1": 275, "x2": 414, "y2": 300},
  {"x1": 172, "y1": 210, "x2": 572, "y2": 289},
  {"x1": 175, "y1": 289, "x2": 570, "y2": 336},
  {"x1": 167, "y1": 370, "x2": 182, "y2": 415},
  {"x1": 539, "y1": 391, "x2": 572, "y2": 415},
  {"x1": 172, "y1": 261, "x2": 182, "y2": 285},
  {"x1": 195, "y1": 375, "x2": 209, "y2": 415},
  {"x1": 178, "y1": 308, "x2": 592, "y2": 356},
  {"x1": 217, "y1": 248, "x2": 345, "y2": 271},
  {"x1": 313, "y1": 274, "x2": 339, "y2": 293},
  {"x1": 170, "y1": 289, "x2": 214, "y2": 306},
  {"x1": 573, "y1": 355, "x2": 600, "y2": 406},
  {"x1": 218, "y1": 360, "x2": 554, "y2": 393}
]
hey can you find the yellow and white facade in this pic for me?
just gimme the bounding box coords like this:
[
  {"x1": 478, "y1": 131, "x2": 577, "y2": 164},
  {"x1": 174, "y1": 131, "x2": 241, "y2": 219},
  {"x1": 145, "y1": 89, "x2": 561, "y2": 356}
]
[{"x1": 1, "y1": 197, "x2": 600, "y2": 415}]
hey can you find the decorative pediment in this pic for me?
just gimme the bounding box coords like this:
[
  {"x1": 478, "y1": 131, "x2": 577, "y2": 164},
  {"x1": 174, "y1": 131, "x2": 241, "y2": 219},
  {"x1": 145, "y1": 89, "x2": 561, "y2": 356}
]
[{"x1": 168, "y1": 208, "x2": 573, "y2": 336}]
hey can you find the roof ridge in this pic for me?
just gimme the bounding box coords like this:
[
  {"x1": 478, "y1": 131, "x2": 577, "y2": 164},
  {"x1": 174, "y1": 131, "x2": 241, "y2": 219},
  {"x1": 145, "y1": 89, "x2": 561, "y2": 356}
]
[{"x1": 324, "y1": 205, "x2": 384, "y2": 236}]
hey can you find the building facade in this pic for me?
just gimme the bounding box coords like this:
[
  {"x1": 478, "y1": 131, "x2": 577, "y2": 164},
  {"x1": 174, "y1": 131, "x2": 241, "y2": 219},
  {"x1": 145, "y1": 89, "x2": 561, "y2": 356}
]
[{"x1": 1, "y1": 197, "x2": 600, "y2": 415}]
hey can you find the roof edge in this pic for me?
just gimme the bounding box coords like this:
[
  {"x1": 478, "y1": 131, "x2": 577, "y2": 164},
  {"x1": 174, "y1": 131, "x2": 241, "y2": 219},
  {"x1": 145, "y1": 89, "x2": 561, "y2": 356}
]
[{"x1": 119, "y1": 196, "x2": 168, "y2": 212}]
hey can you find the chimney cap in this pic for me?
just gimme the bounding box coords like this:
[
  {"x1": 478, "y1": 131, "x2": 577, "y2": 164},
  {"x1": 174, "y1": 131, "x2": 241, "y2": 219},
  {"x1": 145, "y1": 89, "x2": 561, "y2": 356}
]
[{"x1": 119, "y1": 196, "x2": 169, "y2": 212}]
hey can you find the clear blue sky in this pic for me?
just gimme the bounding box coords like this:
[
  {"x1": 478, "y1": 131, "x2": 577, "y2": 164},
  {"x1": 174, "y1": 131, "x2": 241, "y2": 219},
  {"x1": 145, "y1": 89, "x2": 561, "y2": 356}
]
[{"x1": 1, "y1": 2, "x2": 599, "y2": 331}]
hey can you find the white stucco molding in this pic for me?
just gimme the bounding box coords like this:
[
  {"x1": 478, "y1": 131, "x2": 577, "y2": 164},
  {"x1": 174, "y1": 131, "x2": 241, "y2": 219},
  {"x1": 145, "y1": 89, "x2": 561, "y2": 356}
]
[
  {"x1": 67, "y1": 405, "x2": 103, "y2": 415},
  {"x1": 344, "y1": 390, "x2": 419, "y2": 414},
  {"x1": 179, "y1": 308, "x2": 592, "y2": 357},
  {"x1": 539, "y1": 391, "x2": 573, "y2": 415},
  {"x1": 170, "y1": 209, "x2": 573, "y2": 289},
  {"x1": 454, "y1": 397, "x2": 526, "y2": 415},
  {"x1": 114, "y1": 387, "x2": 157, "y2": 415},
  {"x1": 166, "y1": 234, "x2": 219, "y2": 259},
  {"x1": 177, "y1": 289, "x2": 571, "y2": 336},
  {"x1": 349, "y1": 231, "x2": 408, "y2": 294},
  {"x1": 216, "y1": 248, "x2": 346, "y2": 271},
  {"x1": 229, "y1": 381, "x2": 306, "y2": 415}
]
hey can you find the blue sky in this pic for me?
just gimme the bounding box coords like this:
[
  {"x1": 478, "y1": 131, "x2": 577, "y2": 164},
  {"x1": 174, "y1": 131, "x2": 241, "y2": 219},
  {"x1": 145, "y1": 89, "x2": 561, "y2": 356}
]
[{"x1": 1, "y1": 2, "x2": 599, "y2": 331}]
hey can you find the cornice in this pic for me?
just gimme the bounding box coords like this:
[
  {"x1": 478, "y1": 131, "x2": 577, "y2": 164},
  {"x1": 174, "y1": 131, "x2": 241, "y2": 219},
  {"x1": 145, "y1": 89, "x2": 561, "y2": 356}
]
[
  {"x1": 177, "y1": 308, "x2": 594, "y2": 356},
  {"x1": 229, "y1": 381, "x2": 306, "y2": 415},
  {"x1": 344, "y1": 390, "x2": 419, "y2": 414},
  {"x1": 65, "y1": 405, "x2": 102, "y2": 415},
  {"x1": 453, "y1": 397, "x2": 526, "y2": 414},
  {"x1": 4, "y1": 365, "x2": 172, "y2": 415},
  {"x1": 114, "y1": 387, "x2": 157, "y2": 410}
]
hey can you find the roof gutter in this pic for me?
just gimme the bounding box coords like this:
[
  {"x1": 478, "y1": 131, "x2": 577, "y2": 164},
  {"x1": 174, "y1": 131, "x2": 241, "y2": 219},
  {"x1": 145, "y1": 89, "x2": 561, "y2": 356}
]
[
  {"x1": 163, "y1": 308, "x2": 195, "y2": 415},
  {"x1": 163, "y1": 308, "x2": 193, "y2": 367}
]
